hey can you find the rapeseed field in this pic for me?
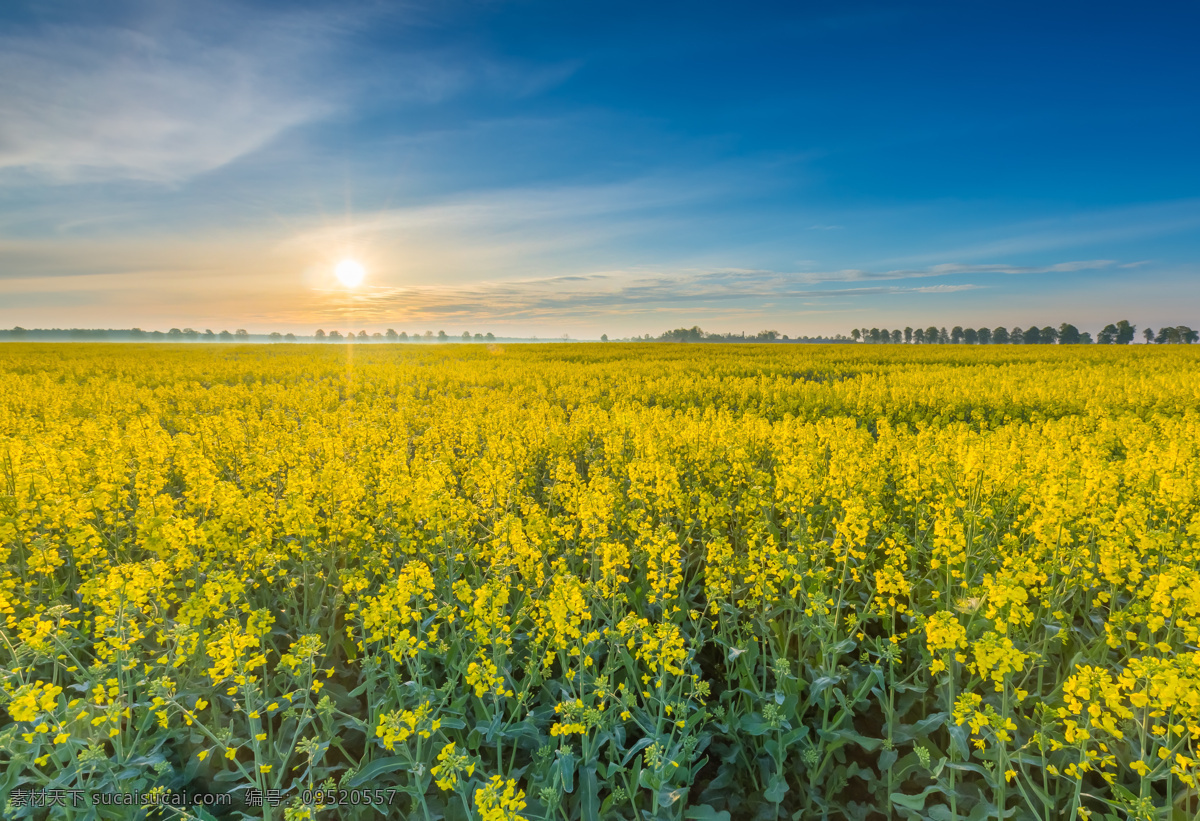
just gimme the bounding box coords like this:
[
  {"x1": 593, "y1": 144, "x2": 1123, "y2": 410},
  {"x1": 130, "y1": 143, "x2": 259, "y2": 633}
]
[{"x1": 2, "y1": 342, "x2": 1199, "y2": 821}]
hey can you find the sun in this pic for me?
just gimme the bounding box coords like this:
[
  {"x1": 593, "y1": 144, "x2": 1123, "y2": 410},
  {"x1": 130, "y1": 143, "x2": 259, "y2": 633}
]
[{"x1": 335, "y1": 259, "x2": 365, "y2": 288}]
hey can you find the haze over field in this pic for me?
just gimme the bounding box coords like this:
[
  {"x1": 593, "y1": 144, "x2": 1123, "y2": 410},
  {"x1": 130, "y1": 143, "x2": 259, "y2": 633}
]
[{"x1": 1, "y1": 1, "x2": 1198, "y2": 338}]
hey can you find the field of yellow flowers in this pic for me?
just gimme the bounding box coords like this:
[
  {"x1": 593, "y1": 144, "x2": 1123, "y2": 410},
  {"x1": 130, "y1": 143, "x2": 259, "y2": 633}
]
[{"x1": 2, "y1": 342, "x2": 1200, "y2": 821}]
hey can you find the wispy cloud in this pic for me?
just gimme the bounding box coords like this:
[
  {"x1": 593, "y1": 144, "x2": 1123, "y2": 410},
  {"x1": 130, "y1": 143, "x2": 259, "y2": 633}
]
[
  {"x1": 0, "y1": 4, "x2": 345, "y2": 183},
  {"x1": 283, "y1": 267, "x2": 987, "y2": 324},
  {"x1": 0, "y1": 2, "x2": 581, "y2": 186}
]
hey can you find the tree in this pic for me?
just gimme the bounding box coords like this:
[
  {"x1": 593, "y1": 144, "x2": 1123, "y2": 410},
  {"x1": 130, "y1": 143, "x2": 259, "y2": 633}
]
[
  {"x1": 1115, "y1": 320, "x2": 1135, "y2": 345},
  {"x1": 1182, "y1": 326, "x2": 1199, "y2": 344},
  {"x1": 1079, "y1": 332, "x2": 1093, "y2": 344},
  {"x1": 183, "y1": 328, "x2": 199, "y2": 340},
  {"x1": 203, "y1": 329, "x2": 216, "y2": 340},
  {"x1": 372, "y1": 332, "x2": 383, "y2": 339},
  {"x1": 851, "y1": 329, "x2": 861, "y2": 342},
  {"x1": 486, "y1": 332, "x2": 495, "y2": 341},
  {"x1": 329, "y1": 330, "x2": 343, "y2": 340},
  {"x1": 1058, "y1": 323, "x2": 1080, "y2": 345},
  {"x1": 992, "y1": 326, "x2": 1009, "y2": 344},
  {"x1": 926, "y1": 326, "x2": 939, "y2": 344},
  {"x1": 601, "y1": 334, "x2": 608, "y2": 342},
  {"x1": 757, "y1": 330, "x2": 779, "y2": 341},
  {"x1": 1023, "y1": 326, "x2": 1041, "y2": 345},
  {"x1": 399, "y1": 332, "x2": 408, "y2": 341},
  {"x1": 235, "y1": 329, "x2": 249, "y2": 340},
  {"x1": 357, "y1": 330, "x2": 368, "y2": 339},
  {"x1": 913, "y1": 328, "x2": 925, "y2": 344},
  {"x1": 269, "y1": 332, "x2": 283, "y2": 341},
  {"x1": 951, "y1": 326, "x2": 965, "y2": 344},
  {"x1": 964, "y1": 328, "x2": 978, "y2": 345},
  {"x1": 131, "y1": 328, "x2": 146, "y2": 340},
  {"x1": 1011, "y1": 327, "x2": 1023, "y2": 344},
  {"x1": 978, "y1": 327, "x2": 992, "y2": 345},
  {"x1": 168, "y1": 328, "x2": 183, "y2": 339},
  {"x1": 1097, "y1": 324, "x2": 1116, "y2": 344},
  {"x1": 285, "y1": 333, "x2": 296, "y2": 342},
  {"x1": 904, "y1": 327, "x2": 913, "y2": 344},
  {"x1": 938, "y1": 327, "x2": 950, "y2": 344},
  {"x1": 219, "y1": 330, "x2": 234, "y2": 341},
  {"x1": 890, "y1": 329, "x2": 902, "y2": 344},
  {"x1": 1040, "y1": 326, "x2": 1058, "y2": 345},
  {"x1": 437, "y1": 330, "x2": 447, "y2": 341},
  {"x1": 315, "y1": 329, "x2": 326, "y2": 340},
  {"x1": 386, "y1": 329, "x2": 398, "y2": 341},
  {"x1": 1143, "y1": 328, "x2": 1154, "y2": 343}
]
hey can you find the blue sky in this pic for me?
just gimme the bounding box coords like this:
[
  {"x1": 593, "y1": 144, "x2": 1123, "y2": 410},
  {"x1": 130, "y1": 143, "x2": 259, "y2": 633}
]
[{"x1": 1, "y1": 0, "x2": 1197, "y2": 337}]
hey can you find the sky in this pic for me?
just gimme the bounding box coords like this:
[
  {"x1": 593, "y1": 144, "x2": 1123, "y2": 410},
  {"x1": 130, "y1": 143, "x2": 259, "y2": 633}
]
[{"x1": 1, "y1": 0, "x2": 1198, "y2": 338}]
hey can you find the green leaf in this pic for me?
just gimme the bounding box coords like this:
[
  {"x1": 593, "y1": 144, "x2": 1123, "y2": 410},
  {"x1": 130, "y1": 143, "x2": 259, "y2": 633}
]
[
  {"x1": 557, "y1": 749, "x2": 576, "y2": 794},
  {"x1": 347, "y1": 756, "x2": 409, "y2": 787},
  {"x1": 890, "y1": 786, "x2": 938, "y2": 811},
  {"x1": 684, "y1": 805, "x2": 731, "y2": 821},
  {"x1": 764, "y1": 774, "x2": 789, "y2": 804}
]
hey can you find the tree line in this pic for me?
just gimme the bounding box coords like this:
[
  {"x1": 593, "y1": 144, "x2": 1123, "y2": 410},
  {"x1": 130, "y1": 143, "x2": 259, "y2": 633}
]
[{"x1": 850, "y1": 320, "x2": 1198, "y2": 345}]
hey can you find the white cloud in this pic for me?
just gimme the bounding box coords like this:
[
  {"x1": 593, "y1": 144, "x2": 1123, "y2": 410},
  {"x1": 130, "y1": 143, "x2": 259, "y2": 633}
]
[{"x1": 0, "y1": 6, "x2": 344, "y2": 183}]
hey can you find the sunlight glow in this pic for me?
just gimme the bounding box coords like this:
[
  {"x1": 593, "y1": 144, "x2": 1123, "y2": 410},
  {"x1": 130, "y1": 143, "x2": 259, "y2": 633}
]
[{"x1": 335, "y1": 259, "x2": 365, "y2": 288}]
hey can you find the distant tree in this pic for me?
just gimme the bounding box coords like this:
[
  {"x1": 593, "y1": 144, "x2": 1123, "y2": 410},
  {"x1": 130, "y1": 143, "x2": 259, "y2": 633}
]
[
  {"x1": 1010, "y1": 327, "x2": 1023, "y2": 344},
  {"x1": 912, "y1": 328, "x2": 925, "y2": 344},
  {"x1": 1143, "y1": 328, "x2": 1154, "y2": 343},
  {"x1": 486, "y1": 332, "x2": 495, "y2": 341},
  {"x1": 424, "y1": 331, "x2": 434, "y2": 340},
  {"x1": 357, "y1": 330, "x2": 367, "y2": 339},
  {"x1": 1097, "y1": 324, "x2": 1116, "y2": 344},
  {"x1": 385, "y1": 329, "x2": 398, "y2": 341},
  {"x1": 183, "y1": 328, "x2": 199, "y2": 340},
  {"x1": 757, "y1": 330, "x2": 779, "y2": 341},
  {"x1": 1182, "y1": 326, "x2": 1199, "y2": 344},
  {"x1": 992, "y1": 326, "x2": 1008, "y2": 344},
  {"x1": 315, "y1": 329, "x2": 326, "y2": 340},
  {"x1": 1058, "y1": 323, "x2": 1080, "y2": 345},
  {"x1": 925, "y1": 326, "x2": 938, "y2": 344},
  {"x1": 235, "y1": 329, "x2": 249, "y2": 340},
  {"x1": 977, "y1": 327, "x2": 991, "y2": 345},
  {"x1": 398, "y1": 332, "x2": 408, "y2": 341},
  {"x1": 1041, "y1": 326, "x2": 1058, "y2": 344},
  {"x1": 284, "y1": 333, "x2": 296, "y2": 342},
  {"x1": 869, "y1": 328, "x2": 880, "y2": 343},
  {"x1": 437, "y1": 330, "x2": 448, "y2": 341},
  {"x1": 269, "y1": 332, "x2": 283, "y2": 342},
  {"x1": 203, "y1": 329, "x2": 216, "y2": 340},
  {"x1": 372, "y1": 332, "x2": 383, "y2": 339},
  {"x1": 951, "y1": 326, "x2": 965, "y2": 344},
  {"x1": 462, "y1": 331, "x2": 471, "y2": 341},
  {"x1": 890, "y1": 329, "x2": 902, "y2": 344},
  {"x1": 168, "y1": 328, "x2": 183, "y2": 339},
  {"x1": 475, "y1": 333, "x2": 484, "y2": 341},
  {"x1": 329, "y1": 330, "x2": 343, "y2": 340},
  {"x1": 1079, "y1": 332, "x2": 1093, "y2": 344},
  {"x1": 938, "y1": 327, "x2": 950, "y2": 344},
  {"x1": 1023, "y1": 326, "x2": 1041, "y2": 344},
  {"x1": 601, "y1": 334, "x2": 608, "y2": 342},
  {"x1": 1115, "y1": 320, "x2": 1136, "y2": 345},
  {"x1": 851, "y1": 329, "x2": 861, "y2": 342},
  {"x1": 1154, "y1": 327, "x2": 1174, "y2": 344},
  {"x1": 219, "y1": 330, "x2": 234, "y2": 341},
  {"x1": 903, "y1": 326, "x2": 913, "y2": 344},
  {"x1": 130, "y1": 328, "x2": 146, "y2": 340},
  {"x1": 964, "y1": 328, "x2": 978, "y2": 345}
]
